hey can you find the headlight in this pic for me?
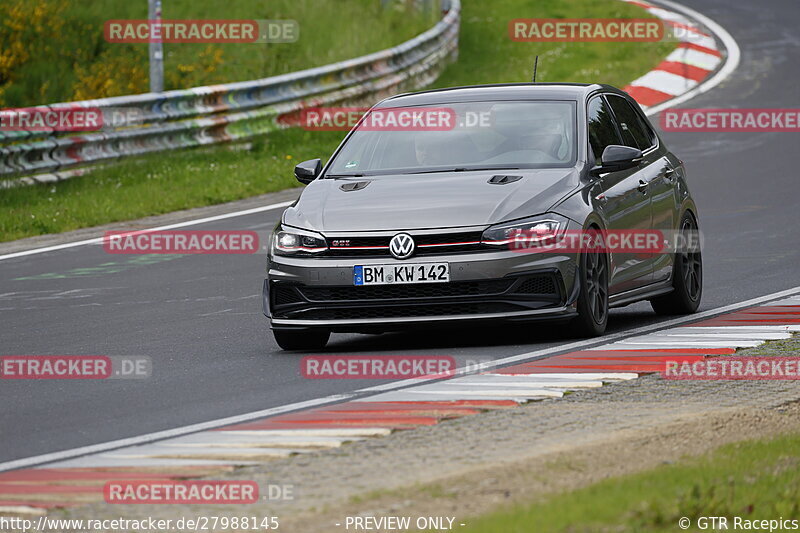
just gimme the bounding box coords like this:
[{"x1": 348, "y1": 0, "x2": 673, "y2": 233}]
[
  {"x1": 481, "y1": 215, "x2": 565, "y2": 249},
  {"x1": 272, "y1": 225, "x2": 327, "y2": 255}
]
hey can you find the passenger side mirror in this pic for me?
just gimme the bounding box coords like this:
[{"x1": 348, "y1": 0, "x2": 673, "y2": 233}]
[
  {"x1": 591, "y1": 145, "x2": 643, "y2": 176},
  {"x1": 294, "y1": 158, "x2": 322, "y2": 184}
]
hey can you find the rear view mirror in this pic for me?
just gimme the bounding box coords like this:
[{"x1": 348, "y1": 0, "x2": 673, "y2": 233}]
[
  {"x1": 592, "y1": 145, "x2": 643, "y2": 176},
  {"x1": 294, "y1": 158, "x2": 322, "y2": 184}
]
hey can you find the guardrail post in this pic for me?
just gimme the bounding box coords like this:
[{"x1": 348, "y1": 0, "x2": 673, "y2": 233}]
[{"x1": 148, "y1": 0, "x2": 164, "y2": 93}]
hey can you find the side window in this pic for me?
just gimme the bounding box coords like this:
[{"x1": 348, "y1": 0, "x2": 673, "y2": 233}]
[
  {"x1": 587, "y1": 96, "x2": 622, "y2": 162},
  {"x1": 633, "y1": 107, "x2": 658, "y2": 147},
  {"x1": 607, "y1": 95, "x2": 652, "y2": 150}
]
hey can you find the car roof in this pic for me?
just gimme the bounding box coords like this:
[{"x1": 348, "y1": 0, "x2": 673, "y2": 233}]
[{"x1": 374, "y1": 83, "x2": 626, "y2": 108}]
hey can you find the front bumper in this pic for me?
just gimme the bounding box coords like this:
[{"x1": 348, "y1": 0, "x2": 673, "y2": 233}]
[{"x1": 264, "y1": 249, "x2": 579, "y2": 332}]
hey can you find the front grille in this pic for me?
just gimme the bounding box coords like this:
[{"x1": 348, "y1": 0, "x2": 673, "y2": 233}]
[
  {"x1": 273, "y1": 285, "x2": 304, "y2": 306},
  {"x1": 299, "y1": 279, "x2": 514, "y2": 301},
  {"x1": 514, "y1": 276, "x2": 557, "y2": 295},
  {"x1": 325, "y1": 231, "x2": 484, "y2": 257},
  {"x1": 270, "y1": 272, "x2": 564, "y2": 321}
]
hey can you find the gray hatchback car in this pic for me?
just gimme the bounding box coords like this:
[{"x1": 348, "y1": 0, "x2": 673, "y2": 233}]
[{"x1": 263, "y1": 83, "x2": 702, "y2": 350}]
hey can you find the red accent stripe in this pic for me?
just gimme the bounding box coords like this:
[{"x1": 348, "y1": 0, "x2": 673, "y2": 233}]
[
  {"x1": 623, "y1": 85, "x2": 673, "y2": 107},
  {"x1": 333, "y1": 242, "x2": 482, "y2": 250},
  {"x1": 332, "y1": 246, "x2": 388, "y2": 250},
  {"x1": 418, "y1": 241, "x2": 481, "y2": 248},
  {"x1": 655, "y1": 60, "x2": 711, "y2": 82},
  {"x1": 678, "y1": 41, "x2": 722, "y2": 57}
]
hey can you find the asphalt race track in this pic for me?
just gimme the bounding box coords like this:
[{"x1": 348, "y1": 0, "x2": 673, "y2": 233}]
[{"x1": 1, "y1": 0, "x2": 799, "y2": 464}]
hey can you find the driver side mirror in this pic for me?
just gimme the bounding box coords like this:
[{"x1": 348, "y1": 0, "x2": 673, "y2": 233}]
[
  {"x1": 294, "y1": 158, "x2": 322, "y2": 185},
  {"x1": 591, "y1": 145, "x2": 643, "y2": 177}
]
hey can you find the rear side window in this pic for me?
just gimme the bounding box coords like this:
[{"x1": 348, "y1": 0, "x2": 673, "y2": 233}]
[
  {"x1": 607, "y1": 95, "x2": 652, "y2": 150},
  {"x1": 587, "y1": 96, "x2": 622, "y2": 161}
]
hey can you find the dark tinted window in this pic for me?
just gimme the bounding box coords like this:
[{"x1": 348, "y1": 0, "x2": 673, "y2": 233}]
[
  {"x1": 328, "y1": 101, "x2": 577, "y2": 175},
  {"x1": 607, "y1": 95, "x2": 652, "y2": 150},
  {"x1": 634, "y1": 106, "x2": 658, "y2": 146},
  {"x1": 587, "y1": 96, "x2": 622, "y2": 161}
]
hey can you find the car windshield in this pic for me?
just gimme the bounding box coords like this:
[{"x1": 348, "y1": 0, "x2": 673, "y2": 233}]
[{"x1": 326, "y1": 100, "x2": 577, "y2": 176}]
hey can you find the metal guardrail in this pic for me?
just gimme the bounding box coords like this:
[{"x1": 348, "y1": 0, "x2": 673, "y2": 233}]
[{"x1": 0, "y1": 0, "x2": 460, "y2": 184}]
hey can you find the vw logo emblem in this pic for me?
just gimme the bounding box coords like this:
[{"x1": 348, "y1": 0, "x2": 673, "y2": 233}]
[{"x1": 389, "y1": 233, "x2": 415, "y2": 259}]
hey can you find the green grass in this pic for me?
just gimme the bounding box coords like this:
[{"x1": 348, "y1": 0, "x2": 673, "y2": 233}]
[
  {"x1": 462, "y1": 432, "x2": 800, "y2": 533},
  {"x1": 0, "y1": 0, "x2": 437, "y2": 106},
  {"x1": 431, "y1": 0, "x2": 675, "y2": 89},
  {"x1": 1, "y1": 0, "x2": 677, "y2": 243},
  {"x1": 0, "y1": 129, "x2": 342, "y2": 240}
]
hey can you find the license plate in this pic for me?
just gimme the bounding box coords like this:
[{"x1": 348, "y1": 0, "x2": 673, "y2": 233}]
[{"x1": 354, "y1": 263, "x2": 450, "y2": 286}]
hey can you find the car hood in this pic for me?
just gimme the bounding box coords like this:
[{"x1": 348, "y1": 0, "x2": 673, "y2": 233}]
[{"x1": 282, "y1": 168, "x2": 580, "y2": 232}]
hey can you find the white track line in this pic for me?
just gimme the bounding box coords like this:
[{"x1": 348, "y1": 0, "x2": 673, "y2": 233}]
[{"x1": 0, "y1": 200, "x2": 294, "y2": 262}]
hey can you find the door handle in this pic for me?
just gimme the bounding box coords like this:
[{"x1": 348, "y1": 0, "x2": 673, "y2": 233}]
[{"x1": 637, "y1": 179, "x2": 648, "y2": 193}]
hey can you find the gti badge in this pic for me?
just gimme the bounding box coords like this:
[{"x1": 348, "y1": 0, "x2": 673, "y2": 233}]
[{"x1": 389, "y1": 233, "x2": 415, "y2": 259}]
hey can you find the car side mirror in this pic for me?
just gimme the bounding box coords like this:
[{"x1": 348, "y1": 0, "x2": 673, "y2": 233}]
[
  {"x1": 294, "y1": 158, "x2": 322, "y2": 185},
  {"x1": 591, "y1": 145, "x2": 643, "y2": 176}
]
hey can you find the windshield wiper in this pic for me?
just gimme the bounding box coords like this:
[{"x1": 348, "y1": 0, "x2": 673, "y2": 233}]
[
  {"x1": 326, "y1": 173, "x2": 366, "y2": 178},
  {"x1": 414, "y1": 166, "x2": 521, "y2": 174}
]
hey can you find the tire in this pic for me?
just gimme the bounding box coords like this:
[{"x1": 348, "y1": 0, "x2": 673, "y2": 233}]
[
  {"x1": 272, "y1": 329, "x2": 330, "y2": 351},
  {"x1": 650, "y1": 212, "x2": 702, "y2": 315},
  {"x1": 572, "y1": 243, "x2": 609, "y2": 337}
]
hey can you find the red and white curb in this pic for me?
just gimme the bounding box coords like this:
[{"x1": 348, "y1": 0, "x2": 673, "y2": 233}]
[
  {"x1": 619, "y1": 0, "x2": 739, "y2": 115},
  {"x1": 2, "y1": 295, "x2": 799, "y2": 514}
]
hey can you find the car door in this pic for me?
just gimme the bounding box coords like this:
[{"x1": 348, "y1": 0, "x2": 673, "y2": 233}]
[
  {"x1": 587, "y1": 94, "x2": 653, "y2": 294},
  {"x1": 606, "y1": 94, "x2": 676, "y2": 284}
]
